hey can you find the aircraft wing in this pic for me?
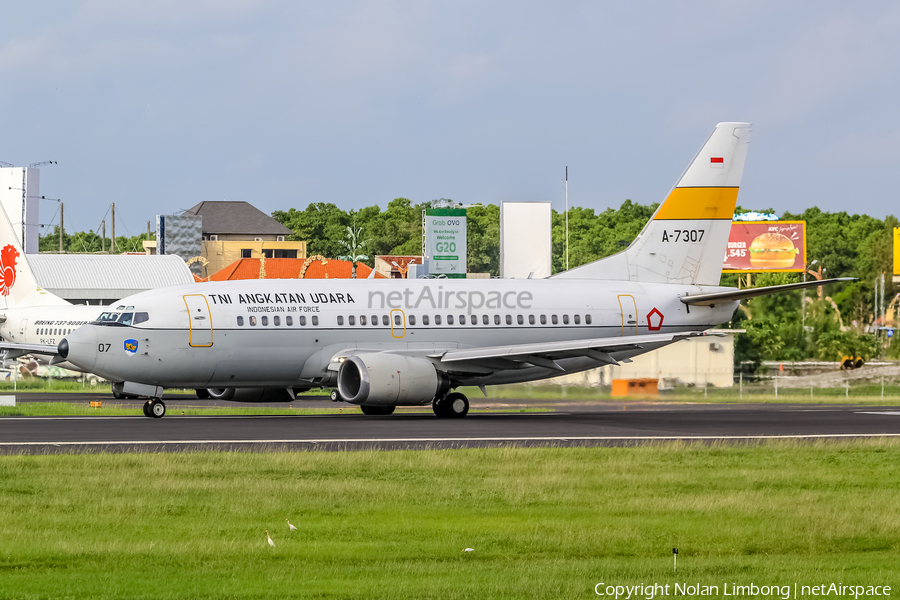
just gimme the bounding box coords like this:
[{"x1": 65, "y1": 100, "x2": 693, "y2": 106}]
[
  {"x1": 0, "y1": 341, "x2": 60, "y2": 359},
  {"x1": 434, "y1": 331, "x2": 709, "y2": 372},
  {"x1": 680, "y1": 277, "x2": 856, "y2": 307}
]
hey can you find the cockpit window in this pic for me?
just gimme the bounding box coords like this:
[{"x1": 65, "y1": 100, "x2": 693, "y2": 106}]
[
  {"x1": 118, "y1": 313, "x2": 134, "y2": 326},
  {"x1": 97, "y1": 312, "x2": 120, "y2": 323},
  {"x1": 133, "y1": 312, "x2": 150, "y2": 325}
]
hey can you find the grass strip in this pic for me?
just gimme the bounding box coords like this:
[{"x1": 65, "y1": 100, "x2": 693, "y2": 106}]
[{"x1": 0, "y1": 441, "x2": 898, "y2": 598}]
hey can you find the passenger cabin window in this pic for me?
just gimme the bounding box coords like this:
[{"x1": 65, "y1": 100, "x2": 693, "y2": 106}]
[
  {"x1": 482, "y1": 315, "x2": 489, "y2": 325},
  {"x1": 470, "y1": 315, "x2": 477, "y2": 325},
  {"x1": 585, "y1": 314, "x2": 592, "y2": 325},
  {"x1": 261, "y1": 316, "x2": 268, "y2": 326},
  {"x1": 409, "y1": 315, "x2": 416, "y2": 326},
  {"x1": 423, "y1": 315, "x2": 430, "y2": 326},
  {"x1": 517, "y1": 315, "x2": 524, "y2": 325},
  {"x1": 349, "y1": 315, "x2": 356, "y2": 326},
  {"x1": 382, "y1": 315, "x2": 389, "y2": 326},
  {"x1": 337, "y1": 316, "x2": 344, "y2": 326},
  {"x1": 434, "y1": 315, "x2": 442, "y2": 325},
  {"x1": 459, "y1": 315, "x2": 466, "y2": 325},
  {"x1": 299, "y1": 316, "x2": 306, "y2": 326},
  {"x1": 528, "y1": 315, "x2": 535, "y2": 325},
  {"x1": 274, "y1": 316, "x2": 280, "y2": 326},
  {"x1": 552, "y1": 315, "x2": 558, "y2": 325},
  {"x1": 540, "y1": 315, "x2": 547, "y2": 325},
  {"x1": 494, "y1": 315, "x2": 500, "y2": 325},
  {"x1": 447, "y1": 315, "x2": 454, "y2": 325},
  {"x1": 506, "y1": 315, "x2": 512, "y2": 325},
  {"x1": 371, "y1": 315, "x2": 378, "y2": 326},
  {"x1": 249, "y1": 316, "x2": 257, "y2": 326},
  {"x1": 563, "y1": 314, "x2": 569, "y2": 325},
  {"x1": 311, "y1": 316, "x2": 319, "y2": 326},
  {"x1": 237, "y1": 316, "x2": 244, "y2": 326},
  {"x1": 574, "y1": 314, "x2": 581, "y2": 325},
  {"x1": 360, "y1": 315, "x2": 367, "y2": 326},
  {"x1": 394, "y1": 314, "x2": 402, "y2": 326},
  {"x1": 286, "y1": 316, "x2": 293, "y2": 326}
]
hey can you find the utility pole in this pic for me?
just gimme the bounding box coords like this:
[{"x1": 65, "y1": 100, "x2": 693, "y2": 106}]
[
  {"x1": 111, "y1": 203, "x2": 116, "y2": 254},
  {"x1": 565, "y1": 166, "x2": 569, "y2": 271},
  {"x1": 59, "y1": 203, "x2": 64, "y2": 253},
  {"x1": 101, "y1": 220, "x2": 106, "y2": 253}
]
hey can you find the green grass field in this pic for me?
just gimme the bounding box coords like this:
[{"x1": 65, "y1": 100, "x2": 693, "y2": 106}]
[{"x1": 1, "y1": 441, "x2": 898, "y2": 599}]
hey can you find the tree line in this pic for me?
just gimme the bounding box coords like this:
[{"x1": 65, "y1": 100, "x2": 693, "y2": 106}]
[{"x1": 39, "y1": 198, "x2": 899, "y2": 365}]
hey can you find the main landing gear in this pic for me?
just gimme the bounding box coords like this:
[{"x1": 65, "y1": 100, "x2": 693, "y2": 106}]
[
  {"x1": 432, "y1": 392, "x2": 469, "y2": 418},
  {"x1": 142, "y1": 399, "x2": 166, "y2": 418}
]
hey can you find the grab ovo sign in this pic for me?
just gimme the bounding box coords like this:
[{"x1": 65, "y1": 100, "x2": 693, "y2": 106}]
[{"x1": 424, "y1": 208, "x2": 467, "y2": 278}]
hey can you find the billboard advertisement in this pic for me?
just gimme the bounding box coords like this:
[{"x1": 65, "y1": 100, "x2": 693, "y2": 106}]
[
  {"x1": 894, "y1": 228, "x2": 900, "y2": 276},
  {"x1": 722, "y1": 221, "x2": 806, "y2": 273},
  {"x1": 424, "y1": 208, "x2": 466, "y2": 278}
]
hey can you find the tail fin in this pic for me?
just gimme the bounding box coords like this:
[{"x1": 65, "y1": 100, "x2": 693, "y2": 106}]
[
  {"x1": 554, "y1": 122, "x2": 751, "y2": 285},
  {"x1": 0, "y1": 202, "x2": 69, "y2": 310}
]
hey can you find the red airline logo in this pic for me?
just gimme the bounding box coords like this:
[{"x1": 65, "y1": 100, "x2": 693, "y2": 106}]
[
  {"x1": 1, "y1": 244, "x2": 19, "y2": 296},
  {"x1": 647, "y1": 308, "x2": 664, "y2": 331}
]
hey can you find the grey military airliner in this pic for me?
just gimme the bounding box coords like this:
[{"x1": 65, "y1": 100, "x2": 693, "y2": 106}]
[{"x1": 3, "y1": 123, "x2": 849, "y2": 418}]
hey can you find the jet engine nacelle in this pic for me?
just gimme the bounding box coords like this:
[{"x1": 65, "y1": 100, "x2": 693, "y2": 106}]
[
  {"x1": 203, "y1": 387, "x2": 309, "y2": 403},
  {"x1": 337, "y1": 353, "x2": 449, "y2": 406}
]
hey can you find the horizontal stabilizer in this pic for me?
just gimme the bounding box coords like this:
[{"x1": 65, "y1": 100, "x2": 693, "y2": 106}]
[{"x1": 680, "y1": 278, "x2": 856, "y2": 307}]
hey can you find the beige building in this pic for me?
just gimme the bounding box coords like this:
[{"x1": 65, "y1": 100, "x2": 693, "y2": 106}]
[
  {"x1": 183, "y1": 201, "x2": 306, "y2": 276},
  {"x1": 546, "y1": 331, "x2": 738, "y2": 389}
]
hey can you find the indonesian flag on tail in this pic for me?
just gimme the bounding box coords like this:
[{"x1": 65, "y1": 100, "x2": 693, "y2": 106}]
[{"x1": 710, "y1": 156, "x2": 724, "y2": 168}]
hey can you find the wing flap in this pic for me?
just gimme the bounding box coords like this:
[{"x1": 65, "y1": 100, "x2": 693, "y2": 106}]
[{"x1": 438, "y1": 331, "x2": 706, "y2": 365}]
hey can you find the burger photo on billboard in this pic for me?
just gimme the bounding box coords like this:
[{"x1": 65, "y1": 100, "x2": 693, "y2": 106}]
[{"x1": 748, "y1": 233, "x2": 799, "y2": 269}]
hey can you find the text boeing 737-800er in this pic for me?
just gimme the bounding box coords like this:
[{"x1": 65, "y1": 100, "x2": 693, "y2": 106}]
[{"x1": 54, "y1": 122, "x2": 849, "y2": 418}]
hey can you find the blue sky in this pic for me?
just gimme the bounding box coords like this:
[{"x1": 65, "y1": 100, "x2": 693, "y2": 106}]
[{"x1": 1, "y1": 1, "x2": 898, "y2": 235}]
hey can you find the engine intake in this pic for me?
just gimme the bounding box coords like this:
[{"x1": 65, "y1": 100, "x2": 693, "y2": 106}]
[{"x1": 337, "y1": 353, "x2": 449, "y2": 406}]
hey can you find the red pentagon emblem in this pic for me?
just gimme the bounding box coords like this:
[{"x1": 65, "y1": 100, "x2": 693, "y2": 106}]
[
  {"x1": 0, "y1": 244, "x2": 19, "y2": 297},
  {"x1": 647, "y1": 308, "x2": 664, "y2": 331}
]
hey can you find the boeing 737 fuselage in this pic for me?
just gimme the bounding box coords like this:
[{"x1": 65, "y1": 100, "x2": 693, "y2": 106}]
[{"x1": 53, "y1": 122, "x2": 850, "y2": 418}]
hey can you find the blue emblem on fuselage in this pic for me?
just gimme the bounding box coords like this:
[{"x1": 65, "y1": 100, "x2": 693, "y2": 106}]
[{"x1": 124, "y1": 339, "x2": 139, "y2": 356}]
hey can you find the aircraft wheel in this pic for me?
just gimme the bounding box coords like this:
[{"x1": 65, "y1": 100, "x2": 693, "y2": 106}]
[
  {"x1": 149, "y1": 399, "x2": 166, "y2": 419},
  {"x1": 142, "y1": 400, "x2": 152, "y2": 418},
  {"x1": 330, "y1": 389, "x2": 342, "y2": 402},
  {"x1": 196, "y1": 389, "x2": 210, "y2": 399},
  {"x1": 445, "y1": 392, "x2": 469, "y2": 418},
  {"x1": 360, "y1": 405, "x2": 395, "y2": 416},
  {"x1": 113, "y1": 390, "x2": 125, "y2": 400}
]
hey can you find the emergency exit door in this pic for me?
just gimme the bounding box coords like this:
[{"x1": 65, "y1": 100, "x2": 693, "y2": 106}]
[
  {"x1": 617, "y1": 295, "x2": 638, "y2": 336},
  {"x1": 183, "y1": 294, "x2": 213, "y2": 347}
]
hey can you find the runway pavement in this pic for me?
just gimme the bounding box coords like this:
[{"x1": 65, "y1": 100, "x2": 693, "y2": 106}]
[{"x1": 3, "y1": 394, "x2": 900, "y2": 453}]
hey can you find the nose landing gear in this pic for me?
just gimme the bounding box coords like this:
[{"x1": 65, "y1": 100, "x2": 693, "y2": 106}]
[{"x1": 142, "y1": 399, "x2": 166, "y2": 418}]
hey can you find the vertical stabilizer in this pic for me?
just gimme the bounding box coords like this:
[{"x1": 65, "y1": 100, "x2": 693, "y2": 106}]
[
  {"x1": 0, "y1": 202, "x2": 69, "y2": 310},
  {"x1": 553, "y1": 122, "x2": 751, "y2": 285}
]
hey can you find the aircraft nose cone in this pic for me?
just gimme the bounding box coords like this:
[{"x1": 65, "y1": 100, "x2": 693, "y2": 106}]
[{"x1": 63, "y1": 326, "x2": 98, "y2": 371}]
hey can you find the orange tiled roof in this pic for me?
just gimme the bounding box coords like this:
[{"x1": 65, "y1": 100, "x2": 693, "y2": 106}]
[{"x1": 207, "y1": 258, "x2": 383, "y2": 281}]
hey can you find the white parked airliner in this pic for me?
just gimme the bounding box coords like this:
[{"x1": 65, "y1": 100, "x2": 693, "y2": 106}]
[{"x1": 39, "y1": 123, "x2": 847, "y2": 418}]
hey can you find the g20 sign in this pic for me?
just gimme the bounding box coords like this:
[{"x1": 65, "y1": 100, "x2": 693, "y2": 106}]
[{"x1": 424, "y1": 208, "x2": 467, "y2": 278}]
